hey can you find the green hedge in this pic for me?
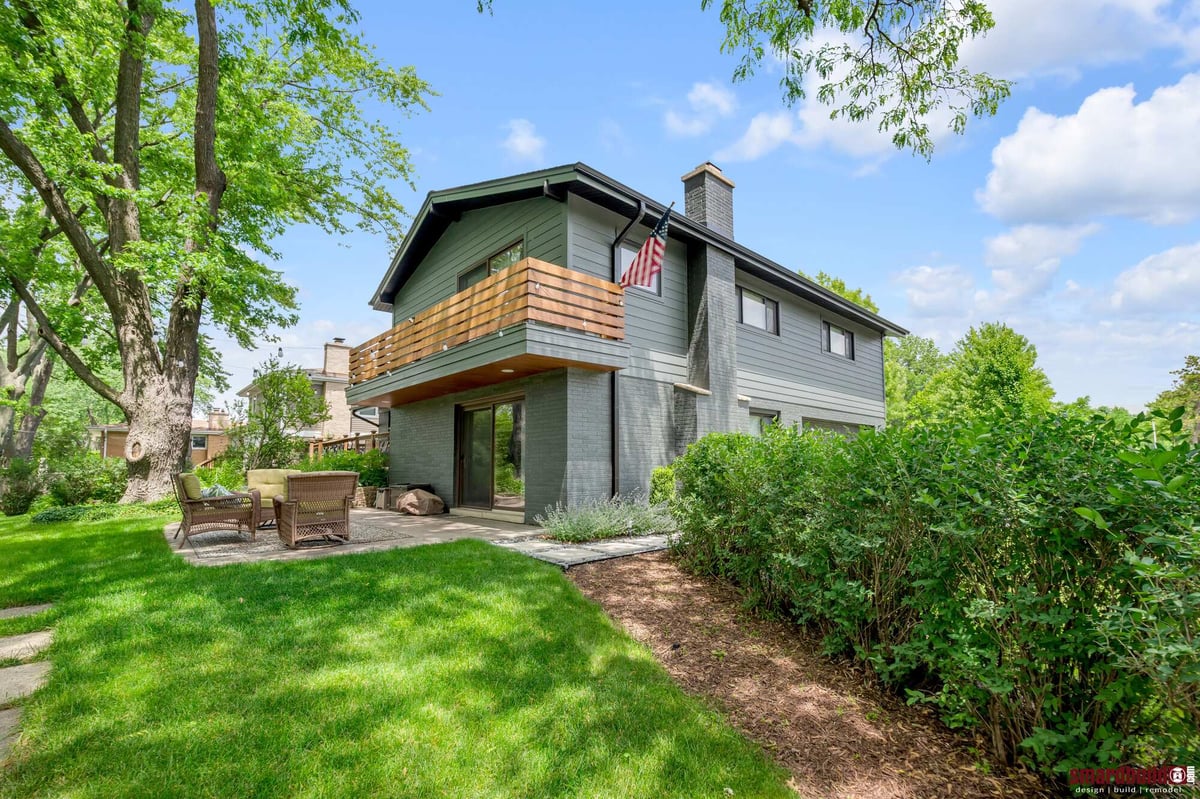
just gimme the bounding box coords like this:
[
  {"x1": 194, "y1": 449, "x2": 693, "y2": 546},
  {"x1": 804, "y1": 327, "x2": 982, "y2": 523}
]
[
  {"x1": 298, "y1": 448, "x2": 388, "y2": 487},
  {"x1": 670, "y1": 409, "x2": 1200, "y2": 778}
]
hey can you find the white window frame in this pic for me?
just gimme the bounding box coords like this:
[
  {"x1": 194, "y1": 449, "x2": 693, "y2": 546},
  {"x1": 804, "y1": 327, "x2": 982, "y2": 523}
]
[
  {"x1": 618, "y1": 245, "x2": 662, "y2": 296},
  {"x1": 737, "y1": 287, "x2": 779, "y2": 335},
  {"x1": 822, "y1": 320, "x2": 855, "y2": 360}
]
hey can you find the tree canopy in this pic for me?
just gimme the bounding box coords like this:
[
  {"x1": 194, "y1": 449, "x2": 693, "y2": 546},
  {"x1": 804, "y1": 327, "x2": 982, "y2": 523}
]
[
  {"x1": 1150, "y1": 355, "x2": 1200, "y2": 444},
  {"x1": 0, "y1": 0, "x2": 430, "y2": 499},
  {"x1": 702, "y1": 0, "x2": 1010, "y2": 157},
  {"x1": 224, "y1": 355, "x2": 329, "y2": 470},
  {"x1": 909, "y1": 322, "x2": 1054, "y2": 422}
]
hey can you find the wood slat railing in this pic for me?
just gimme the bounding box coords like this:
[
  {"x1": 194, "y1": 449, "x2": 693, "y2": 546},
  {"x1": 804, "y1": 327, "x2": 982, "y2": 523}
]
[{"x1": 349, "y1": 258, "x2": 624, "y2": 385}]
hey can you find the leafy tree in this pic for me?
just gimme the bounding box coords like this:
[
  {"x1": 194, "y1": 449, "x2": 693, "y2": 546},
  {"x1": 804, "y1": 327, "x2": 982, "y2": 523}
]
[
  {"x1": 223, "y1": 356, "x2": 329, "y2": 471},
  {"x1": 910, "y1": 322, "x2": 1053, "y2": 421},
  {"x1": 0, "y1": 0, "x2": 430, "y2": 500},
  {"x1": 807, "y1": 270, "x2": 879, "y2": 313},
  {"x1": 702, "y1": 0, "x2": 1011, "y2": 157},
  {"x1": 1150, "y1": 354, "x2": 1200, "y2": 444},
  {"x1": 883, "y1": 334, "x2": 948, "y2": 425}
]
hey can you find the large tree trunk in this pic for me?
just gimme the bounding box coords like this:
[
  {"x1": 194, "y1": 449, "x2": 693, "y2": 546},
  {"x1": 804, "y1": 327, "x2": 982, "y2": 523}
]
[{"x1": 120, "y1": 374, "x2": 193, "y2": 501}]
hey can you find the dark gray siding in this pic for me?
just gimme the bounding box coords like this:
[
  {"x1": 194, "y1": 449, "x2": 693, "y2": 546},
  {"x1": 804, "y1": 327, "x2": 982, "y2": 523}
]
[
  {"x1": 566, "y1": 194, "x2": 688, "y2": 356},
  {"x1": 392, "y1": 197, "x2": 567, "y2": 324},
  {"x1": 734, "y1": 269, "x2": 886, "y2": 425},
  {"x1": 386, "y1": 368, "x2": 611, "y2": 523}
]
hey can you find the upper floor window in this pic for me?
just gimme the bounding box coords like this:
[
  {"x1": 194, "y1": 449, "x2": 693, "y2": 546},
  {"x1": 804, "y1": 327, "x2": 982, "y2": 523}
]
[
  {"x1": 191, "y1": 435, "x2": 208, "y2": 450},
  {"x1": 823, "y1": 321, "x2": 855, "y2": 359},
  {"x1": 619, "y1": 245, "x2": 661, "y2": 295},
  {"x1": 458, "y1": 240, "x2": 525, "y2": 290},
  {"x1": 737, "y1": 286, "x2": 779, "y2": 334}
]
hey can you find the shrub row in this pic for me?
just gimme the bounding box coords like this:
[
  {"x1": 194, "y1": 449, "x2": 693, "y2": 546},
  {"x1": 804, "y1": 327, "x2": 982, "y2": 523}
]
[
  {"x1": 670, "y1": 409, "x2": 1199, "y2": 778},
  {"x1": 1, "y1": 453, "x2": 127, "y2": 516},
  {"x1": 194, "y1": 448, "x2": 390, "y2": 491},
  {"x1": 30, "y1": 497, "x2": 178, "y2": 524},
  {"x1": 536, "y1": 492, "x2": 673, "y2": 542}
]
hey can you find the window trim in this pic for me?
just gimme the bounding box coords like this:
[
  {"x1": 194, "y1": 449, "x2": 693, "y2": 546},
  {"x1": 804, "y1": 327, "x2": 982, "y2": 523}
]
[
  {"x1": 749, "y1": 409, "x2": 780, "y2": 436},
  {"x1": 190, "y1": 434, "x2": 208, "y2": 450},
  {"x1": 736, "y1": 286, "x2": 780, "y2": 335},
  {"x1": 821, "y1": 320, "x2": 856, "y2": 360},
  {"x1": 456, "y1": 239, "x2": 525, "y2": 291},
  {"x1": 617, "y1": 244, "x2": 663, "y2": 297}
]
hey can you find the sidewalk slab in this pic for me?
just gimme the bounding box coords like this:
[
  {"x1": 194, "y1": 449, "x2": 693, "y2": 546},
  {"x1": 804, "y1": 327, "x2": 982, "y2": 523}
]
[
  {"x1": 0, "y1": 662, "x2": 50, "y2": 706},
  {"x1": 495, "y1": 533, "x2": 671, "y2": 568},
  {"x1": 0, "y1": 707, "x2": 20, "y2": 761},
  {"x1": 0, "y1": 604, "x2": 52, "y2": 621},
  {"x1": 0, "y1": 631, "x2": 52, "y2": 662}
]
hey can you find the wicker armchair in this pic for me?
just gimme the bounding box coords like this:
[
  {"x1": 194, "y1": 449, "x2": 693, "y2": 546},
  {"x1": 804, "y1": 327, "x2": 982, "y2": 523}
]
[
  {"x1": 172, "y1": 473, "x2": 260, "y2": 548},
  {"x1": 273, "y1": 471, "x2": 358, "y2": 549}
]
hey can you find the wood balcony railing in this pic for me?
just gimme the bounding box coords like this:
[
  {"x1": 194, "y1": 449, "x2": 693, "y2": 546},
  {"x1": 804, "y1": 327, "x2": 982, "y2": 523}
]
[{"x1": 349, "y1": 258, "x2": 625, "y2": 385}]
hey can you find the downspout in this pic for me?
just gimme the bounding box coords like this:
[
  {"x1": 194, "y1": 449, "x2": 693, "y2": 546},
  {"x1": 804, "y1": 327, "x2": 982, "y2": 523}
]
[{"x1": 610, "y1": 199, "x2": 646, "y2": 497}]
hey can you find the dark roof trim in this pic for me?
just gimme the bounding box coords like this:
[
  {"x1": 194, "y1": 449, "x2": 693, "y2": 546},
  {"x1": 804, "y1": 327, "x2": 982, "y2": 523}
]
[{"x1": 371, "y1": 163, "x2": 908, "y2": 337}]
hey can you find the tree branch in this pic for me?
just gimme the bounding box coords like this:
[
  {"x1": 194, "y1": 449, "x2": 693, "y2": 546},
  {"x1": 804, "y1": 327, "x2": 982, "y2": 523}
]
[
  {"x1": 7, "y1": 272, "x2": 120, "y2": 410},
  {"x1": 0, "y1": 117, "x2": 122, "y2": 312}
]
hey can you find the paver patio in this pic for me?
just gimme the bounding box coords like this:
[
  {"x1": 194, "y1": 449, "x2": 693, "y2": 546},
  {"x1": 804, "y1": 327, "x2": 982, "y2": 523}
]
[
  {"x1": 166, "y1": 508, "x2": 537, "y2": 566},
  {"x1": 165, "y1": 508, "x2": 671, "y2": 568}
]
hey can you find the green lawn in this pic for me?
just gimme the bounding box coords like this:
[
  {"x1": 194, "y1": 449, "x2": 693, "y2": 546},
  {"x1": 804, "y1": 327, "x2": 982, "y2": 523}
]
[{"x1": 0, "y1": 514, "x2": 793, "y2": 798}]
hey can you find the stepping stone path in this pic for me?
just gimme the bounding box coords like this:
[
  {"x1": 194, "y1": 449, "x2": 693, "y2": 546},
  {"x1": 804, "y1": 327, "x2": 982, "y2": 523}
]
[
  {"x1": 0, "y1": 604, "x2": 54, "y2": 765},
  {"x1": 495, "y1": 534, "x2": 671, "y2": 568}
]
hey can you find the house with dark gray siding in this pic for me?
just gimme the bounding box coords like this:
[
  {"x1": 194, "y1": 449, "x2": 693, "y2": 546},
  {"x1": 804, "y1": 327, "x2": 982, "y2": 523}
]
[{"x1": 346, "y1": 162, "x2": 907, "y2": 523}]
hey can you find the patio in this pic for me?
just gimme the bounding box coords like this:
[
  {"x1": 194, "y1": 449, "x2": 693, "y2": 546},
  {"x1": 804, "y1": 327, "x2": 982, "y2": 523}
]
[{"x1": 165, "y1": 508, "x2": 538, "y2": 567}]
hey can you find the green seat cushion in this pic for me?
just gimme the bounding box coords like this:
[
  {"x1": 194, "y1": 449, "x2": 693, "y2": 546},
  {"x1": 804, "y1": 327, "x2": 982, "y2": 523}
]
[
  {"x1": 247, "y1": 469, "x2": 301, "y2": 501},
  {"x1": 179, "y1": 473, "x2": 203, "y2": 501}
]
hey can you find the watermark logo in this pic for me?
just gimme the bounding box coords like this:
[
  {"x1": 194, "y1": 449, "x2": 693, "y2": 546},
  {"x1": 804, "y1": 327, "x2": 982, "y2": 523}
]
[{"x1": 1070, "y1": 764, "x2": 1195, "y2": 794}]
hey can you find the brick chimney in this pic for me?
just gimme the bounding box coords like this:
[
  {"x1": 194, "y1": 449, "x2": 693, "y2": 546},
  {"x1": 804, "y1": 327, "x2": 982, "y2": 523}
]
[
  {"x1": 681, "y1": 162, "x2": 734, "y2": 239},
  {"x1": 323, "y1": 337, "x2": 350, "y2": 376},
  {"x1": 207, "y1": 407, "x2": 229, "y2": 430}
]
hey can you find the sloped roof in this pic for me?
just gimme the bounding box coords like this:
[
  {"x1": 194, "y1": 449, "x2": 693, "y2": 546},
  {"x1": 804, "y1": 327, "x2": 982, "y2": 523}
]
[{"x1": 370, "y1": 163, "x2": 907, "y2": 337}]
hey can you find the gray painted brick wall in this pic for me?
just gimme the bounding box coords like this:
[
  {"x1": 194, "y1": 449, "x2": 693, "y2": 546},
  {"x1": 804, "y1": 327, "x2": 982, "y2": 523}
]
[{"x1": 386, "y1": 368, "x2": 612, "y2": 521}]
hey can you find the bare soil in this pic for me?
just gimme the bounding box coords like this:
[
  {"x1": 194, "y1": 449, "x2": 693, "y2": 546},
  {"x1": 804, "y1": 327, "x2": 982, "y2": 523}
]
[{"x1": 568, "y1": 551, "x2": 1056, "y2": 799}]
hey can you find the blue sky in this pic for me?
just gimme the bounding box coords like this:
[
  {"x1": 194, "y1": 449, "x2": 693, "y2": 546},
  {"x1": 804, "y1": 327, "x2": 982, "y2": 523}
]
[{"x1": 215, "y1": 0, "x2": 1200, "y2": 412}]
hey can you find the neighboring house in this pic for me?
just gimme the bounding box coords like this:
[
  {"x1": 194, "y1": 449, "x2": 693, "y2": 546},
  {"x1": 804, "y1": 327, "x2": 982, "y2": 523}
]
[
  {"x1": 346, "y1": 162, "x2": 908, "y2": 523},
  {"x1": 236, "y1": 339, "x2": 380, "y2": 441},
  {"x1": 89, "y1": 409, "x2": 231, "y2": 465}
]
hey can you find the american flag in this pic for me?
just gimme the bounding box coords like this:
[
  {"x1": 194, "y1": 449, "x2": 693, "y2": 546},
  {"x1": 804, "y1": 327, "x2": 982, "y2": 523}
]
[{"x1": 619, "y1": 206, "x2": 671, "y2": 289}]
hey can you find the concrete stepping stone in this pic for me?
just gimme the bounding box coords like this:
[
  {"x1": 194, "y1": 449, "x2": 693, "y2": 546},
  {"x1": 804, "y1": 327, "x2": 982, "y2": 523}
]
[
  {"x1": 0, "y1": 707, "x2": 20, "y2": 761},
  {"x1": 0, "y1": 603, "x2": 52, "y2": 621},
  {"x1": 0, "y1": 662, "x2": 50, "y2": 706},
  {"x1": 0, "y1": 631, "x2": 52, "y2": 662}
]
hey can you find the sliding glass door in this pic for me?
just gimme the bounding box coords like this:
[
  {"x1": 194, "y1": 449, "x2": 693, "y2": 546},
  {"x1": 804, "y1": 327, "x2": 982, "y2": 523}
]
[{"x1": 457, "y1": 398, "x2": 525, "y2": 511}]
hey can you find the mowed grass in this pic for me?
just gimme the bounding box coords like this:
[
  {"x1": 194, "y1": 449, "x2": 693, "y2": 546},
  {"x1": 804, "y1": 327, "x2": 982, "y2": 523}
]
[{"x1": 0, "y1": 515, "x2": 793, "y2": 798}]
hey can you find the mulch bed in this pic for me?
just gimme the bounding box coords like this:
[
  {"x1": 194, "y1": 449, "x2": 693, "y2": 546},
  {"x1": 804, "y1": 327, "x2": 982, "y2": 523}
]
[{"x1": 568, "y1": 551, "x2": 1056, "y2": 799}]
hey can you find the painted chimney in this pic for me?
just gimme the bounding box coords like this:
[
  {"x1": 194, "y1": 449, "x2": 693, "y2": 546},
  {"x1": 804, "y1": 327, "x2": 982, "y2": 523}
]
[
  {"x1": 681, "y1": 162, "x2": 734, "y2": 239},
  {"x1": 207, "y1": 407, "x2": 230, "y2": 430},
  {"x1": 324, "y1": 338, "x2": 350, "y2": 376}
]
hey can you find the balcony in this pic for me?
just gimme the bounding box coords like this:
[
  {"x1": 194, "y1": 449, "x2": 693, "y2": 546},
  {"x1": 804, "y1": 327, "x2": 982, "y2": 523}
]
[{"x1": 347, "y1": 258, "x2": 628, "y2": 407}]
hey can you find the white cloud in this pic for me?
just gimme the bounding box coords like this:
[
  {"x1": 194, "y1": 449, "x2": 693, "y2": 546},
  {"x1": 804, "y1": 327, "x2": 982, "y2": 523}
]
[
  {"x1": 975, "y1": 223, "x2": 1101, "y2": 309},
  {"x1": 979, "y1": 74, "x2": 1200, "y2": 224},
  {"x1": 714, "y1": 112, "x2": 797, "y2": 161},
  {"x1": 1111, "y1": 241, "x2": 1200, "y2": 312},
  {"x1": 959, "y1": 0, "x2": 1193, "y2": 80},
  {"x1": 501, "y1": 119, "x2": 546, "y2": 163},
  {"x1": 984, "y1": 223, "x2": 1101, "y2": 269},
  {"x1": 598, "y1": 119, "x2": 632, "y2": 156},
  {"x1": 663, "y1": 82, "x2": 737, "y2": 137},
  {"x1": 718, "y1": 29, "x2": 955, "y2": 163},
  {"x1": 894, "y1": 264, "x2": 976, "y2": 318}
]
